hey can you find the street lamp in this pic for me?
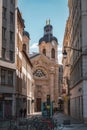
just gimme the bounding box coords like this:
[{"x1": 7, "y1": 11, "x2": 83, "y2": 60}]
[{"x1": 63, "y1": 46, "x2": 82, "y2": 58}]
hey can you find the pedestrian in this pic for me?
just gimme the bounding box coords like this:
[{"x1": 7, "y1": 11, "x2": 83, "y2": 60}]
[
  {"x1": 23, "y1": 108, "x2": 26, "y2": 117},
  {"x1": 19, "y1": 108, "x2": 23, "y2": 117}
]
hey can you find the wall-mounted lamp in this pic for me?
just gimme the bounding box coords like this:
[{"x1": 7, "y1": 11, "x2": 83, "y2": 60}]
[
  {"x1": 63, "y1": 46, "x2": 82, "y2": 58},
  {"x1": 63, "y1": 49, "x2": 67, "y2": 58}
]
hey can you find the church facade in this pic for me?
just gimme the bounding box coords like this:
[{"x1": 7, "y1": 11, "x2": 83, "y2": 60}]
[{"x1": 30, "y1": 21, "x2": 59, "y2": 112}]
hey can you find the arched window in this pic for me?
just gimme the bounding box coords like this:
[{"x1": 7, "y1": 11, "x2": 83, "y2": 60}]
[
  {"x1": 51, "y1": 48, "x2": 55, "y2": 58},
  {"x1": 23, "y1": 44, "x2": 26, "y2": 52},
  {"x1": 43, "y1": 49, "x2": 46, "y2": 56}
]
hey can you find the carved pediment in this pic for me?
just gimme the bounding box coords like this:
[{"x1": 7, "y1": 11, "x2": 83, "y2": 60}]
[
  {"x1": 31, "y1": 53, "x2": 56, "y2": 67},
  {"x1": 32, "y1": 55, "x2": 51, "y2": 67}
]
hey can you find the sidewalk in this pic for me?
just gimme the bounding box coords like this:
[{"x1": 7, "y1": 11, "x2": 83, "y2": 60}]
[
  {"x1": 29, "y1": 112, "x2": 42, "y2": 116},
  {"x1": 53, "y1": 112, "x2": 87, "y2": 130}
]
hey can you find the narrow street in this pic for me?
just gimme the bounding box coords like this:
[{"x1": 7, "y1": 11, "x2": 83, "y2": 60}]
[
  {"x1": 0, "y1": 112, "x2": 87, "y2": 130},
  {"x1": 0, "y1": 1, "x2": 87, "y2": 130}
]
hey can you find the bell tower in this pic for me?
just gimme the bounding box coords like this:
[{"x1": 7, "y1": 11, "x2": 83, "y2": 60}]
[
  {"x1": 44, "y1": 19, "x2": 53, "y2": 36},
  {"x1": 38, "y1": 20, "x2": 58, "y2": 63}
]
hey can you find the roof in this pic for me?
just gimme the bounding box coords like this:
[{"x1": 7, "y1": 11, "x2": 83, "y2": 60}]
[
  {"x1": 39, "y1": 34, "x2": 58, "y2": 44},
  {"x1": 23, "y1": 31, "x2": 30, "y2": 39},
  {"x1": 39, "y1": 23, "x2": 58, "y2": 44},
  {"x1": 22, "y1": 50, "x2": 33, "y2": 67},
  {"x1": 30, "y1": 53, "x2": 40, "y2": 59}
]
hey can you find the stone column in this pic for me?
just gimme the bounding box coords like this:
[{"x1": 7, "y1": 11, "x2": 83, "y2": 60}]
[
  {"x1": 54, "y1": 64, "x2": 59, "y2": 108},
  {"x1": 12, "y1": 94, "x2": 16, "y2": 117},
  {"x1": 50, "y1": 67, "x2": 55, "y2": 102}
]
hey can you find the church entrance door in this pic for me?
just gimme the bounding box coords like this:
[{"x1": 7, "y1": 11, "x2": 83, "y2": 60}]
[{"x1": 36, "y1": 98, "x2": 41, "y2": 112}]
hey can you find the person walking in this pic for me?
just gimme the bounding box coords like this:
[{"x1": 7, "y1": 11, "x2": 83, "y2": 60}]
[
  {"x1": 19, "y1": 108, "x2": 23, "y2": 117},
  {"x1": 23, "y1": 108, "x2": 26, "y2": 117}
]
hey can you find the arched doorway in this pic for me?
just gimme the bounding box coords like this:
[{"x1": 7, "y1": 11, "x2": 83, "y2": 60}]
[
  {"x1": 36, "y1": 98, "x2": 41, "y2": 112},
  {"x1": 36, "y1": 88, "x2": 42, "y2": 112}
]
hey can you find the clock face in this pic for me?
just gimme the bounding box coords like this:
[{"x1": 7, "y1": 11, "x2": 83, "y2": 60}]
[{"x1": 52, "y1": 41, "x2": 55, "y2": 46}]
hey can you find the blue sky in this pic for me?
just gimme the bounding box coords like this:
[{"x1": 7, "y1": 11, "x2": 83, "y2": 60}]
[{"x1": 18, "y1": 0, "x2": 69, "y2": 63}]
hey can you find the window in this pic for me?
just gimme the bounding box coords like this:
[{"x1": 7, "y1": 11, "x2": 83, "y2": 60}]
[
  {"x1": 51, "y1": 48, "x2": 55, "y2": 58},
  {"x1": 27, "y1": 79, "x2": 30, "y2": 95},
  {"x1": 9, "y1": 51, "x2": 13, "y2": 61},
  {"x1": 10, "y1": 12, "x2": 14, "y2": 24},
  {"x1": 2, "y1": 27, "x2": 6, "y2": 40},
  {"x1": 8, "y1": 70, "x2": 13, "y2": 86},
  {"x1": 23, "y1": 74, "x2": 26, "y2": 88},
  {"x1": 2, "y1": 48, "x2": 6, "y2": 59},
  {"x1": 43, "y1": 49, "x2": 46, "y2": 56},
  {"x1": 1, "y1": 68, "x2": 14, "y2": 86},
  {"x1": 1, "y1": 69, "x2": 6, "y2": 84},
  {"x1": 3, "y1": 7, "x2": 6, "y2": 19},
  {"x1": 28, "y1": 100, "x2": 30, "y2": 114},
  {"x1": 23, "y1": 44, "x2": 26, "y2": 52},
  {"x1": 10, "y1": 0, "x2": 14, "y2": 4},
  {"x1": 46, "y1": 29, "x2": 49, "y2": 32},
  {"x1": 10, "y1": 31, "x2": 13, "y2": 41}
]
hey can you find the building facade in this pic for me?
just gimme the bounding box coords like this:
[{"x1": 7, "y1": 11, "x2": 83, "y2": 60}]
[
  {"x1": 58, "y1": 64, "x2": 63, "y2": 111},
  {"x1": 62, "y1": 0, "x2": 87, "y2": 122},
  {"x1": 0, "y1": 0, "x2": 35, "y2": 118},
  {"x1": 30, "y1": 21, "x2": 59, "y2": 112},
  {"x1": 62, "y1": 18, "x2": 71, "y2": 115},
  {"x1": 0, "y1": 0, "x2": 17, "y2": 118},
  {"x1": 16, "y1": 9, "x2": 35, "y2": 117}
]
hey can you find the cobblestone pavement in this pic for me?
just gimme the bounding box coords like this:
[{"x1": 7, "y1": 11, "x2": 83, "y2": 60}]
[{"x1": 53, "y1": 112, "x2": 87, "y2": 130}]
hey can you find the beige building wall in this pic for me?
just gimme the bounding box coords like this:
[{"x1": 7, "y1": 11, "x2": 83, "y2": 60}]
[
  {"x1": 16, "y1": 8, "x2": 35, "y2": 116},
  {"x1": 62, "y1": 18, "x2": 71, "y2": 115},
  {"x1": 62, "y1": 0, "x2": 87, "y2": 122},
  {"x1": 22, "y1": 51, "x2": 35, "y2": 115}
]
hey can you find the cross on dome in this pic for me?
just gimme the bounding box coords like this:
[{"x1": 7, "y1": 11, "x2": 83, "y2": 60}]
[{"x1": 46, "y1": 19, "x2": 50, "y2": 25}]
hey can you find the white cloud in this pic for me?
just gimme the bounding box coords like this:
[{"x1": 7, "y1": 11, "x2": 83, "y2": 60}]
[
  {"x1": 58, "y1": 45, "x2": 63, "y2": 64},
  {"x1": 58, "y1": 46, "x2": 62, "y2": 52},
  {"x1": 30, "y1": 43, "x2": 38, "y2": 49},
  {"x1": 30, "y1": 43, "x2": 39, "y2": 53},
  {"x1": 58, "y1": 53, "x2": 63, "y2": 64}
]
